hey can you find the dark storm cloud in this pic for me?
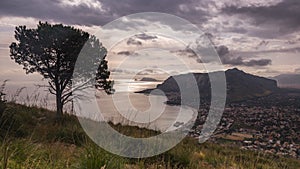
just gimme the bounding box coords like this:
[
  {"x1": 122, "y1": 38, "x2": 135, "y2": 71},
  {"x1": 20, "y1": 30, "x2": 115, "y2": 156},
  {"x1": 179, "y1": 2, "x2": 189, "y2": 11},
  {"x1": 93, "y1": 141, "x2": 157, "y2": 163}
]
[
  {"x1": 243, "y1": 59, "x2": 272, "y2": 67},
  {"x1": 135, "y1": 33, "x2": 157, "y2": 40},
  {"x1": 0, "y1": 0, "x2": 212, "y2": 27},
  {"x1": 117, "y1": 51, "x2": 138, "y2": 56},
  {"x1": 99, "y1": 0, "x2": 212, "y2": 24},
  {"x1": 126, "y1": 33, "x2": 157, "y2": 46},
  {"x1": 127, "y1": 38, "x2": 142, "y2": 46},
  {"x1": 221, "y1": 56, "x2": 271, "y2": 67},
  {"x1": 172, "y1": 45, "x2": 272, "y2": 67},
  {"x1": 171, "y1": 46, "x2": 197, "y2": 58},
  {"x1": 0, "y1": 0, "x2": 113, "y2": 26},
  {"x1": 222, "y1": 0, "x2": 300, "y2": 35},
  {"x1": 216, "y1": 45, "x2": 271, "y2": 67},
  {"x1": 178, "y1": 33, "x2": 273, "y2": 67}
]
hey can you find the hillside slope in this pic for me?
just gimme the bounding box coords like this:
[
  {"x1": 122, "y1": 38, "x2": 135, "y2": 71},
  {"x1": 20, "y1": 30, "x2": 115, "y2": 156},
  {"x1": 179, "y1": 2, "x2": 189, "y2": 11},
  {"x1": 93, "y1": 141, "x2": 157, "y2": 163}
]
[{"x1": 1, "y1": 103, "x2": 299, "y2": 169}]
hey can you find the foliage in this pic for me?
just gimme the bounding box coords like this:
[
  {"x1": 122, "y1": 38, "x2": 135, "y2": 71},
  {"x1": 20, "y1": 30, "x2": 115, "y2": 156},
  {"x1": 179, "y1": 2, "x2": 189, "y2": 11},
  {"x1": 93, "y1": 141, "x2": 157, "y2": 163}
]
[{"x1": 9, "y1": 22, "x2": 113, "y2": 117}]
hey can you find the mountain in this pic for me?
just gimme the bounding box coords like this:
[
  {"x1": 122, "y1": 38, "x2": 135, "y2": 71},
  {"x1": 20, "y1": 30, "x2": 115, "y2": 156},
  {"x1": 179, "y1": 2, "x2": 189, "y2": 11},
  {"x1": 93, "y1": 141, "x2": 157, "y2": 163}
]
[
  {"x1": 138, "y1": 68, "x2": 279, "y2": 105},
  {"x1": 223, "y1": 68, "x2": 278, "y2": 102},
  {"x1": 271, "y1": 74, "x2": 300, "y2": 89}
]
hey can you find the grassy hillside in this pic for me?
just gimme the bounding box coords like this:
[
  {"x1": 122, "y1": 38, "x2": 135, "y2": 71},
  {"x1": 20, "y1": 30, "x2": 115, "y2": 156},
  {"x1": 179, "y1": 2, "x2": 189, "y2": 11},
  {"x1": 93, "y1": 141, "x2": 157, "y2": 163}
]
[{"x1": 0, "y1": 103, "x2": 299, "y2": 169}]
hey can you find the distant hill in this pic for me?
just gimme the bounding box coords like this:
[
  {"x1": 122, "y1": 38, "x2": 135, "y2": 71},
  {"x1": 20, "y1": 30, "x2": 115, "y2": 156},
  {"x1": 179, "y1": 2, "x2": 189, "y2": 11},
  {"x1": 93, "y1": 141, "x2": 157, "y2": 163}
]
[
  {"x1": 140, "y1": 77, "x2": 159, "y2": 82},
  {"x1": 138, "y1": 68, "x2": 279, "y2": 105},
  {"x1": 271, "y1": 74, "x2": 300, "y2": 89}
]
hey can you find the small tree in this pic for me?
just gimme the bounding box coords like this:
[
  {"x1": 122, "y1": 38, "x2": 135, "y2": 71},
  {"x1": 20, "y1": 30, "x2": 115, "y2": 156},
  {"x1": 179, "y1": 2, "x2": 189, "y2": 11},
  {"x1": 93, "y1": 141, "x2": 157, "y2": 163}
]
[{"x1": 10, "y1": 22, "x2": 113, "y2": 118}]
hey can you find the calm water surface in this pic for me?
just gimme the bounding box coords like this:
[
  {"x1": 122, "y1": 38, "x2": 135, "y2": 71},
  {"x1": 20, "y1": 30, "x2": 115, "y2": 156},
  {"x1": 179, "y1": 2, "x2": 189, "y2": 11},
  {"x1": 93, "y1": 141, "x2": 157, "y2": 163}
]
[{"x1": 96, "y1": 80, "x2": 197, "y2": 131}]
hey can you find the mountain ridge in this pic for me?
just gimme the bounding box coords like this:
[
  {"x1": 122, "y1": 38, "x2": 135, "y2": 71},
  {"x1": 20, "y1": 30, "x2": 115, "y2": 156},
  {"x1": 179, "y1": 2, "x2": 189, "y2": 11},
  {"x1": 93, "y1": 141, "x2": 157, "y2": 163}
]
[
  {"x1": 137, "y1": 68, "x2": 279, "y2": 106},
  {"x1": 271, "y1": 74, "x2": 300, "y2": 89}
]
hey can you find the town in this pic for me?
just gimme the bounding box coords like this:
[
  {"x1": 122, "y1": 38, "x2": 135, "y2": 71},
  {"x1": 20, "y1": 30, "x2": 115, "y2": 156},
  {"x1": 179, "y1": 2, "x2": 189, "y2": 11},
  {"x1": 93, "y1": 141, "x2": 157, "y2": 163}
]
[{"x1": 189, "y1": 92, "x2": 300, "y2": 158}]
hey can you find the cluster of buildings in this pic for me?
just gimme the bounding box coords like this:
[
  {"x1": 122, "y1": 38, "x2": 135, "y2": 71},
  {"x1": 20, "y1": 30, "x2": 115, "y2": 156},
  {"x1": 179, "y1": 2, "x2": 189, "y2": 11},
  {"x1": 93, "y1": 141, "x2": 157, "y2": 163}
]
[{"x1": 189, "y1": 94, "x2": 300, "y2": 158}]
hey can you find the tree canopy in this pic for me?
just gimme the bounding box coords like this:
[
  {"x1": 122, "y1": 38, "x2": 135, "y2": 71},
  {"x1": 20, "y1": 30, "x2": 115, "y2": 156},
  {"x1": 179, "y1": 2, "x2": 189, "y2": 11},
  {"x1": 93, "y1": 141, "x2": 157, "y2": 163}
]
[{"x1": 10, "y1": 22, "x2": 113, "y2": 117}]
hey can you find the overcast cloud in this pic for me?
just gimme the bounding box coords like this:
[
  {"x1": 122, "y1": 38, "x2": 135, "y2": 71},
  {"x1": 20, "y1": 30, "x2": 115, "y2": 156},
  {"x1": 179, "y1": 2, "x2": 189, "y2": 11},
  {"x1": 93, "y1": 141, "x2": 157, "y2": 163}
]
[
  {"x1": 222, "y1": 0, "x2": 300, "y2": 37},
  {"x1": 0, "y1": 0, "x2": 300, "y2": 78}
]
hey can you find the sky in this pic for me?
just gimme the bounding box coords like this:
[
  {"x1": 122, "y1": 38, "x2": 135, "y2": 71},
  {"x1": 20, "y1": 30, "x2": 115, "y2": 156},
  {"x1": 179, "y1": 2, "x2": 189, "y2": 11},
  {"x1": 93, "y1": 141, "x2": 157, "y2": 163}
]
[{"x1": 0, "y1": 0, "x2": 300, "y2": 92}]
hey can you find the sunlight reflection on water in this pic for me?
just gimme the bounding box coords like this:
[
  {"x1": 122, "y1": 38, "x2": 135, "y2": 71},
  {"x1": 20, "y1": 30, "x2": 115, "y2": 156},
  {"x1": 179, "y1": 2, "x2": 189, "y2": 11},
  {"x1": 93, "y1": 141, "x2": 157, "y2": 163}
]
[{"x1": 96, "y1": 79, "x2": 197, "y2": 132}]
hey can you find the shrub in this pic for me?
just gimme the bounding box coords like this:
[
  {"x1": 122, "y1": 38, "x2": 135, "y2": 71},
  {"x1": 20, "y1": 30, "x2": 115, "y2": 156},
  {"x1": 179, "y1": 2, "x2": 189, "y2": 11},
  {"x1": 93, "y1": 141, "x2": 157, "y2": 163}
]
[
  {"x1": 0, "y1": 81, "x2": 7, "y2": 139},
  {"x1": 0, "y1": 80, "x2": 7, "y2": 116}
]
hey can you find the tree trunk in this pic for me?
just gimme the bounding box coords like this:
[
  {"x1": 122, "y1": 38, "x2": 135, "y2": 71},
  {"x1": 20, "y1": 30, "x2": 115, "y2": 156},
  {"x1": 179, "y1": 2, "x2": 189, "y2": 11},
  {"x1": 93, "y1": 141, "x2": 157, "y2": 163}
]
[{"x1": 56, "y1": 91, "x2": 63, "y2": 118}]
